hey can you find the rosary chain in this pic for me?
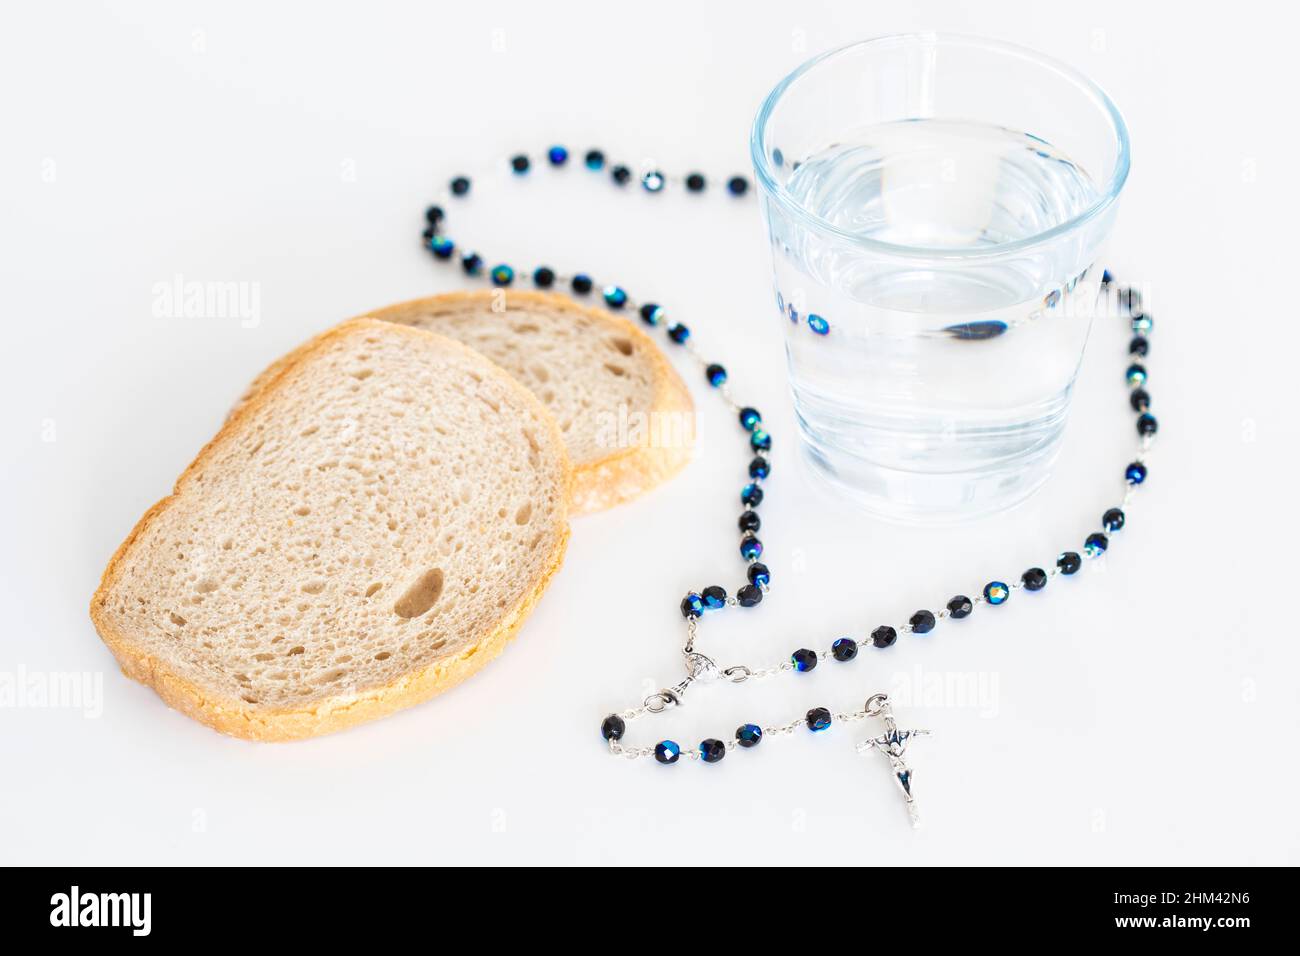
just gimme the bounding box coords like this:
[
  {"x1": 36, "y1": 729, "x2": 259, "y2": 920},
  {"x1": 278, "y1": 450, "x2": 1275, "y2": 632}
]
[{"x1": 420, "y1": 146, "x2": 1157, "y2": 765}]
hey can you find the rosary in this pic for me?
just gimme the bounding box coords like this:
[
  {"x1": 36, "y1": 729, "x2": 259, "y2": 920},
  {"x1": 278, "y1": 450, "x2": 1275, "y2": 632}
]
[{"x1": 420, "y1": 145, "x2": 1157, "y2": 827}]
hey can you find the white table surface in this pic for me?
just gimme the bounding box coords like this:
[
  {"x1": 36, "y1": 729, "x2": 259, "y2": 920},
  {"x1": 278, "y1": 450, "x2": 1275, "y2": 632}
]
[{"x1": 3, "y1": 0, "x2": 1297, "y2": 865}]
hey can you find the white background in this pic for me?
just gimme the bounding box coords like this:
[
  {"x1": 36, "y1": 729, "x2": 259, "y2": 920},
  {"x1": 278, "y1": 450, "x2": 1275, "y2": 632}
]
[{"x1": 2, "y1": 0, "x2": 1297, "y2": 866}]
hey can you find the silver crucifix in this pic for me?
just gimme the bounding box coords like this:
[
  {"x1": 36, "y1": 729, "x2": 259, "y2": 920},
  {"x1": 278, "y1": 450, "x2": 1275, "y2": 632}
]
[{"x1": 856, "y1": 693, "x2": 931, "y2": 829}]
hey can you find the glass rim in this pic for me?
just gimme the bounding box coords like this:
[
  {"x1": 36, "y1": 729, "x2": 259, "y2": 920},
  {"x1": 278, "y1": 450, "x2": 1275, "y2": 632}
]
[{"x1": 749, "y1": 32, "x2": 1131, "y2": 261}]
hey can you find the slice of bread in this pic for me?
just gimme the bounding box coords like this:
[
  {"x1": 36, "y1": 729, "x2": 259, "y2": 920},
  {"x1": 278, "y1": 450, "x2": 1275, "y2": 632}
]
[
  {"x1": 234, "y1": 291, "x2": 694, "y2": 514},
  {"x1": 90, "y1": 318, "x2": 571, "y2": 741}
]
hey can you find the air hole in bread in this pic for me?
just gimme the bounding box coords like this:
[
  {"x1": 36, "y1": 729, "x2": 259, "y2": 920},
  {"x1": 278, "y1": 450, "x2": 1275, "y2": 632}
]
[
  {"x1": 195, "y1": 577, "x2": 219, "y2": 594},
  {"x1": 393, "y1": 568, "x2": 444, "y2": 618},
  {"x1": 350, "y1": 368, "x2": 374, "y2": 380},
  {"x1": 169, "y1": 611, "x2": 187, "y2": 626},
  {"x1": 295, "y1": 505, "x2": 311, "y2": 516},
  {"x1": 364, "y1": 582, "x2": 383, "y2": 598},
  {"x1": 605, "y1": 363, "x2": 626, "y2": 377},
  {"x1": 532, "y1": 364, "x2": 549, "y2": 383},
  {"x1": 288, "y1": 646, "x2": 305, "y2": 656},
  {"x1": 610, "y1": 337, "x2": 634, "y2": 356},
  {"x1": 374, "y1": 651, "x2": 391, "y2": 661},
  {"x1": 301, "y1": 580, "x2": 326, "y2": 594},
  {"x1": 515, "y1": 502, "x2": 532, "y2": 525}
]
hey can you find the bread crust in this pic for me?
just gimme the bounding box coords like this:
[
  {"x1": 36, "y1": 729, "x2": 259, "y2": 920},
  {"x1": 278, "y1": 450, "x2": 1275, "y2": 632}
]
[
  {"x1": 89, "y1": 318, "x2": 572, "y2": 741},
  {"x1": 232, "y1": 290, "x2": 694, "y2": 514}
]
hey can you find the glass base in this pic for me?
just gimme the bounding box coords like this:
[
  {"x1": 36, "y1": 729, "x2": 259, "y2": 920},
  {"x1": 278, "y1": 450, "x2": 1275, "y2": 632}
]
[{"x1": 797, "y1": 426, "x2": 1065, "y2": 525}]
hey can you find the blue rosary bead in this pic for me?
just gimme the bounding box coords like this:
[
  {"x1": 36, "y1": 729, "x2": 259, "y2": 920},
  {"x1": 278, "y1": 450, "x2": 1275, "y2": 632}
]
[
  {"x1": 425, "y1": 205, "x2": 445, "y2": 225},
  {"x1": 750, "y1": 429, "x2": 771, "y2": 452},
  {"x1": 1130, "y1": 335, "x2": 1149, "y2": 357},
  {"x1": 1126, "y1": 363, "x2": 1147, "y2": 387},
  {"x1": 680, "y1": 592, "x2": 704, "y2": 618},
  {"x1": 747, "y1": 562, "x2": 770, "y2": 587},
  {"x1": 740, "y1": 536, "x2": 763, "y2": 561},
  {"x1": 490, "y1": 264, "x2": 514, "y2": 287},
  {"x1": 450, "y1": 176, "x2": 470, "y2": 196},
  {"x1": 736, "y1": 584, "x2": 763, "y2": 606},
  {"x1": 701, "y1": 585, "x2": 727, "y2": 610},
  {"x1": 639, "y1": 303, "x2": 664, "y2": 326},
  {"x1": 706, "y1": 364, "x2": 727, "y2": 387},
  {"x1": 601, "y1": 714, "x2": 625, "y2": 741},
  {"x1": 611, "y1": 164, "x2": 631, "y2": 185},
  {"x1": 806, "y1": 707, "x2": 832, "y2": 732},
  {"x1": 510, "y1": 154, "x2": 530, "y2": 174},
  {"x1": 1057, "y1": 551, "x2": 1082, "y2": 574},
  {"x1": 831, "y1": 637, "x2": 858, "y2": 661},
  {"x1": 739, "y1": 407, "x2": 761, "y2": 430},
  {"x1": 909, "y1": 610, "x2": 936, "y2": 633},
  {"x1": 738, "y1": 510, "x2": 760, "y2": 533},
  {"x1": 532, "y1": 266, "x2": 555, "y2": 288},
  {"x1": 748, "y1": 456, "x2": 769, "y2": 479},
  {"x1": 947, "y1": 595, "x2": 973, "y2": 618},
  {"x1": 654, "y1": 740, "x2": 681, "y2": 764},
  {"x1": 429, "y1": 236, "x2": 454, "y2": 259},
  {"x1": 871, "y1": 625, "x2": 897, "y2": 648},
  {"x1": 1126, "y1": 461, "x2": 1148, "y2": 484},
  {"x1": 736, "y1": 723, "x2": 763, "y2": 747},
  {"x1": 1021, "y1": 568, "x2": 1047, "y2": 591},
  {"x1": 667, "y1": 323, "x2": 690, "y2": 344},
  {"x1": 602, "y1": 285, "x2": 628, "y2": 308},
  {"x1": 547, "y1": 145, "x2": 568, "y2": 166},
  {"x1": 1131, "y1": 312, "x2": 1153, "y2": 333},
  {"x1": 792, "y1": 648, "x2": 818, "y2": 672},
  {"x1": 1103, "y1": 508, "x2": 1125, "y2": 532},
  {"x1": 1136, "y1": 413, "x2": 1158, "y2": 436},
  {"x1": 641, "y1": 170, "x2": 665, "y2": 192},
  {"x1": 727, "y1": 175, "x2": 749, "y2": 196},
  {"x1": 461, "y1": 252, "x2": 483, "y2": 275},
  {"x1": 983, "y1": 581, "x2": 1010, "y2": 605},
  {"x1": 571, "y1": 273, "x2": 593, "y2": 294},
  {"x1": 584, "y1": 149, "x2": 605, "y2": 170},
  {"x1": 699, "y1": 738, "x2": 726, "y2": 763},
  {"x1": 1130, "y1": 388, "x2": 1150, "y2": 412},
  {"x1": 1084, "y1": 533, "x2": 1109, "y2": 557},
  {"x1": 741, "y1": 483, "x2": 763, "y2": 507},
  {"x1": 807, "y1": 314, "x2": 830, "y2": 335},
  {"x1": 685, "y1": 172, "x2": 706, "y2": 192}
]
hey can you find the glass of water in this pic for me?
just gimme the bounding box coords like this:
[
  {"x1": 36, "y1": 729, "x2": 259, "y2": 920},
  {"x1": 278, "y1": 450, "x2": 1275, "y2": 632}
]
[{"x1": 751, "y1": 34, "x2": 1130, "y2": 523}]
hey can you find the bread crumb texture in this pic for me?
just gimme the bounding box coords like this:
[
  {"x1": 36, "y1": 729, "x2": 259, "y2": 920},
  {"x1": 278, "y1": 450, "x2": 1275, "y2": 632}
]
[{"x1": 90, "y1": 319, "x2": 571, "y2": 741}]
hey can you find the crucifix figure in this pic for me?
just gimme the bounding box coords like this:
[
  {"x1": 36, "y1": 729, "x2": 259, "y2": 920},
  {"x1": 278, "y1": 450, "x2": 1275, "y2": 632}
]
[{"x1": 856, "y1": 694, "x2": 931, "y2": 829}]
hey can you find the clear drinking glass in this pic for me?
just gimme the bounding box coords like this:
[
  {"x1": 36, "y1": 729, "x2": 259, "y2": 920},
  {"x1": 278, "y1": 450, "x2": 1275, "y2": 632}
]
[{"x1": 751, "y1": 34, "x2": 1130, "y2": 522}]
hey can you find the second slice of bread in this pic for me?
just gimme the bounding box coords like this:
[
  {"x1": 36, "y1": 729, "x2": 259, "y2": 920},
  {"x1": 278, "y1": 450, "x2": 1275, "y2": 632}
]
[{"x1": 91, "y1": 318, "x2": 571, "y2": 740}]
